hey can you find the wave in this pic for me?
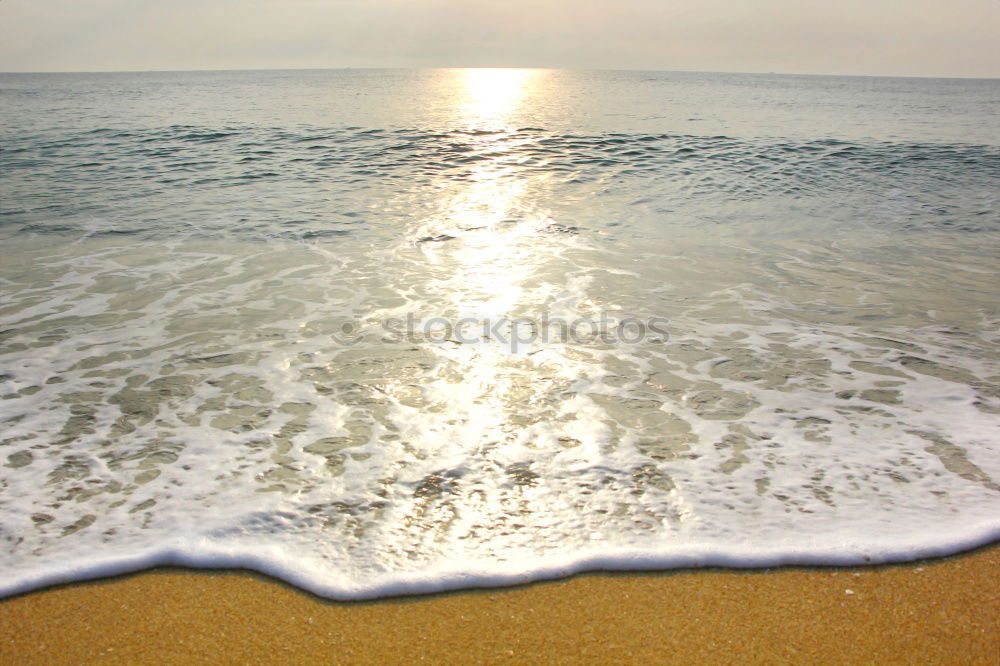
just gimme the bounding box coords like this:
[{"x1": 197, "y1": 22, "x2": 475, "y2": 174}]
[{"x1": 2, "y1": 126, "x2": 998, "y2": 239}]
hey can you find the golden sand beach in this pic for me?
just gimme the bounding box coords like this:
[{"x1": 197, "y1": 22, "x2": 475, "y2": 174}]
[{"x1": 1, "y1": 545, "x2": 996, "y2": 664}]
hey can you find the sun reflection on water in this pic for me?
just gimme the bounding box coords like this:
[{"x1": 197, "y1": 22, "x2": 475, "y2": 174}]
[
  {"x1": 457, "y1": 68, "x2": 540, "y2": 126},
  {"x1": 417, "y1": 69, "x2": 555, "y2": 321},
  {"x1": 396, "y1": 67, "x2": 588, "y2": 490}
]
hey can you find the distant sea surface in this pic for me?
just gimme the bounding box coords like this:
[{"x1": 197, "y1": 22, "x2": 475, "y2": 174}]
[{"x1": 1, "y1": 69, "x2": 998, "y2": 599}]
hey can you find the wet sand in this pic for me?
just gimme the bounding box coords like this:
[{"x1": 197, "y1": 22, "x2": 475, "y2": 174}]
[{"x1": 1, "y1": 545, "x2": 997, "y2": 664}]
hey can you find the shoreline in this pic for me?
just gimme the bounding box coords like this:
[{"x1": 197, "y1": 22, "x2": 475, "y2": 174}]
[{"x1": 1, "y1": 544, "x2": 997, "y2": 663}]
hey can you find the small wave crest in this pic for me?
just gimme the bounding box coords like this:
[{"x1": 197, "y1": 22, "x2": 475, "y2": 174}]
[{"x1": 2, "y1": 126, "x2": 997, "y2": 240}]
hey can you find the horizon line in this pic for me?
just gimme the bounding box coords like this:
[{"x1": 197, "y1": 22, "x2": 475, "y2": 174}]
[{"x1": 0, "y1": 65, "x2": 997, "y2": 81}]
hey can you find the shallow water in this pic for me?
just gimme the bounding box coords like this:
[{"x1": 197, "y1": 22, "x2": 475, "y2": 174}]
[{"x1": 1, "y1": 69, "x2": 998, "y2": 598}]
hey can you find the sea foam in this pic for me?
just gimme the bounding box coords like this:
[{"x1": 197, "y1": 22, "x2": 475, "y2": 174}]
[{"x1": 1, "y1": 70, "x2": 998, "y2": 600}]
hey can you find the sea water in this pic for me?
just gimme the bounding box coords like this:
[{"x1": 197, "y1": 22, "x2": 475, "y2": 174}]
[{"x1": 1, "y1": 69, "x2": 998, "y2": 599}]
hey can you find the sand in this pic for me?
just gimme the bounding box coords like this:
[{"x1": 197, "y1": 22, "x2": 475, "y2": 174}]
[{"x1": 1, "y1": 545, "x2": 997, "y2": 664}]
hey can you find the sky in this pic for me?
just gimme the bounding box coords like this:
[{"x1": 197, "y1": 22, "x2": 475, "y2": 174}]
[{"x1": 0, "y1": 0, "x2": 998, "y2": 78}]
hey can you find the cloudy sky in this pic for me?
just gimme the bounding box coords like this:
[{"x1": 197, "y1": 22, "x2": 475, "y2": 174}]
[{"x1": 1, "y1": 0, "x2": 997, "y2": 77}]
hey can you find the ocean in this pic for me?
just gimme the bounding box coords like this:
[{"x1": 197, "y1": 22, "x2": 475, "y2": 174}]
[{"x1": 0, "y1": 68, "x2": 998, "y2": 599}]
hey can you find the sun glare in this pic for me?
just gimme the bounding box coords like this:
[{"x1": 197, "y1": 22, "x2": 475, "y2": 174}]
[{"x1": 458, "y1": 68, "x2": 537, "y2": 125}]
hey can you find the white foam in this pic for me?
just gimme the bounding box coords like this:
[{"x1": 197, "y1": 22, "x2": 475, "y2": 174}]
[{"x1": 1, "y1": 213, "x2": 999, "y2": 601}]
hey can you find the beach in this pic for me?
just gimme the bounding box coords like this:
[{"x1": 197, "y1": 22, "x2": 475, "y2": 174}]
[
  {"x1": 1, "y1": 545, "x2": 996, "y2": 664},
  {"x1": 1, "y1": 69, "x2": 999, "y2": 663}
]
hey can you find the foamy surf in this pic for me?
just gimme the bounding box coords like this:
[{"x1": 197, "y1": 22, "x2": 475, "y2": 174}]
[{"x1": 1, "y1": 69, "x2": 998, "y2": 600}]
